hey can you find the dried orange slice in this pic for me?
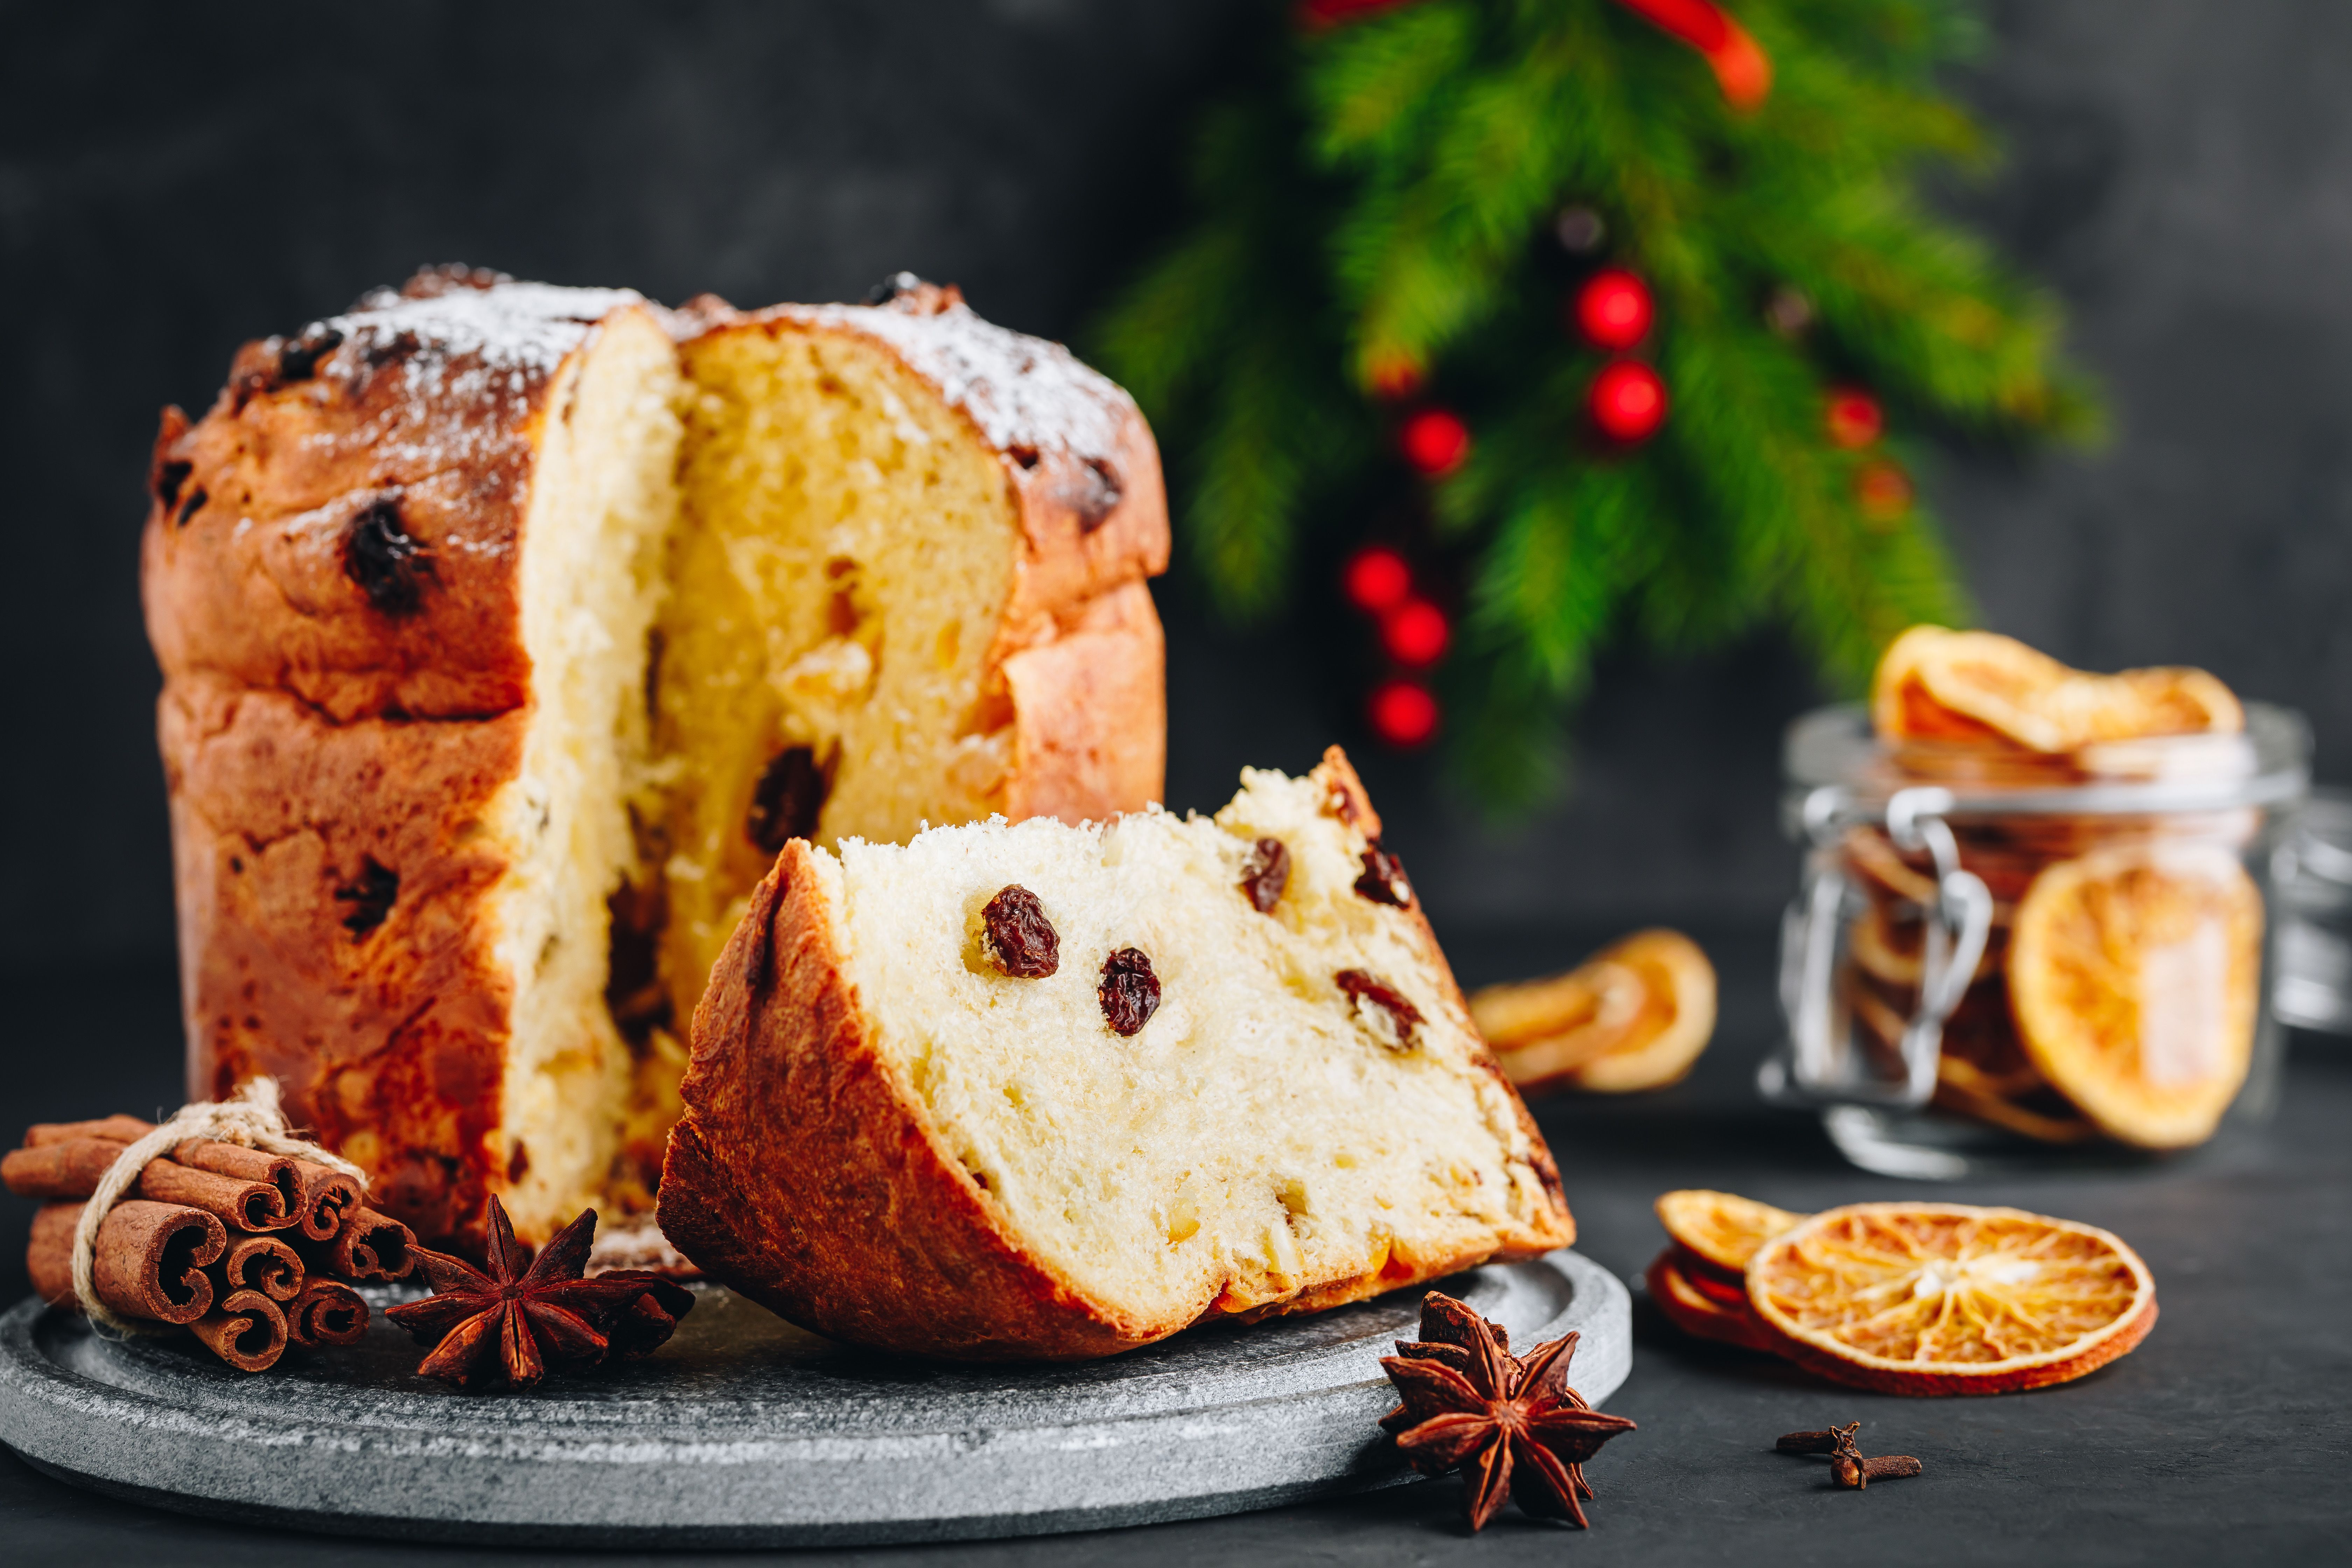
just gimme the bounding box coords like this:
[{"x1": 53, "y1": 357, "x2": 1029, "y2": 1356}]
[
  {"x1": 1842, "y1": 827, "x2": 1940, "y2": 905},
  {"x1": 1646, "y1": 1250, "x2": 1773, "y2": 1353},
  {"x1": 1668, "y1": 1248, "x2": 1751, "y2": 1308},
  {"x1": 1746, "y1": 1203, "x2": 2157, "y2": 1395},
  {"x1": 1847, "y1": 900, "x2": 2006, "y2": 990},
  {"x1": 1932, "y1": 1055, "x2": 2099, "y2": 1145},
  {"x1": 1472, "y1": 930, "x2": 1716, "y2": 1094},
  {"x1": 1873, "y1": 625, "x2": 2067, "y2": 745},
  {"x1": 1654, "y1": 1189, "x2": 1808, "y2": 1274},
  {"x1": 2008, "y1": 844, "x2": 2262, "y2": 1149},
  {"x1": 1872, "y1": 625, "x2": 2241, "y2": 752}
]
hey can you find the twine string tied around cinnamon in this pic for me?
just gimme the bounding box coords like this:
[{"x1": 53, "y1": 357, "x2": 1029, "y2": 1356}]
[{"x1": 72, "y1": 1078, "x2": 366, "y2": 1337}]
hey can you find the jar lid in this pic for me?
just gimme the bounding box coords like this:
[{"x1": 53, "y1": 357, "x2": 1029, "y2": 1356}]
[{"x1": 1784, "y1": 701, "x2": 2310, "y2": 817}]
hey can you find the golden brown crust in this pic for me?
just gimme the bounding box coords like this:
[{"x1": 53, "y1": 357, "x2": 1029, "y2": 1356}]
[
  {"x1": 140, "y1": 301, "x2": 583, "y2": 723},
  {"x1": 658, "y1": 843, "x2": 1145, "y2": 1359},
  {"x1": 162, "y1": 675, "x2": 520, "y2": 1242},
  {"x1": 659, "y1": 749, "x2": 1575, "y2": 1361},
  {"x1": 1001, "y1": 579, "x2": 1166, "y2": 824}
]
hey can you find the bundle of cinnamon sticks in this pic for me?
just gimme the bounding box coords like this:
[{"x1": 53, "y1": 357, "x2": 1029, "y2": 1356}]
[{"x1": 4, "y1": 1113, "x2": 411, "y2": 1371}]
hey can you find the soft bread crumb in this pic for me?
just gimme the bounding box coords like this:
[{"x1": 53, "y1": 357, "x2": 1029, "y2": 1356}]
[
  {"x1": 486, "y1": 307, "x2": 686, "y2": 1241},
  {"x1": 650, "y1": 320, "x2": 1024, "y2": 1036},
  {"x1": 830, "y1": 760, "x2": 1562, "y2": 1325}
]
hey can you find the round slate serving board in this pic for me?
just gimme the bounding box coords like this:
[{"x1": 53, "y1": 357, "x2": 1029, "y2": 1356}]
[{"x1": 0, "y1": 1250, "x2": 1628, "y2": 1547}]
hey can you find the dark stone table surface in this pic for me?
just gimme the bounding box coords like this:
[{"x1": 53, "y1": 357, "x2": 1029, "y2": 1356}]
[{"x1": 4, "y1": 922, "x2": 2347, "y2": 1565}]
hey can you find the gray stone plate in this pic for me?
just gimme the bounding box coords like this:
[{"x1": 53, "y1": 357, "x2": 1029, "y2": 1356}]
[{"x1": 0, "y1": 1250, "x2": 1628, "y2": 1547}]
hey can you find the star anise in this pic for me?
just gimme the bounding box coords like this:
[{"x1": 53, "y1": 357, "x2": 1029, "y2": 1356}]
[
  {"x1": 384, "y1": 1196, "x2": 695, "y2": 1390},
  {"x1": 1379, "y1": 1292, "x2": 1637, "y2": 1531}
]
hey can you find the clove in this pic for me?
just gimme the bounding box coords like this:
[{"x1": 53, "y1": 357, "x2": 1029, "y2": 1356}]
[
  {"x1": 1833, "y1": 1454, "x2": 1923, "y2": 1489},
  {"x1": 1776, "y1": 1427, "x2": 1844, "y2": 1455},
  {"x1": 1777, "y1": 1420, "x2": 1923, "y2": 1490}
]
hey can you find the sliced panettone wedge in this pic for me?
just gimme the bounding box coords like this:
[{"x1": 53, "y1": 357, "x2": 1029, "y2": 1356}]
[{"x1": 657, "y1": 747, "x2": 1574, "y2": 1360}]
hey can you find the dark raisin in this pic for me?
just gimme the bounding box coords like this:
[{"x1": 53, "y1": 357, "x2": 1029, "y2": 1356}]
[
  {"x1": 1008, "y1": 445, "x2": 1041, "y2": 470},
  {"x1": 154, "y1": 459, "x2": 193, "y2": 511},
  {"x1": 276, "y1": 325, "x2": 344, "y2": 382},
  {"x1": 1099, "y1": 947, "x2": 1161, "y2": 1036},
  {"x1": 230, "y1": 366, "x2": 273, "y2": 412},
  {"x1": 603, "y1": 881, "x2": 672, "y2": 1045},
  {"x1": 746, "y1": 746, "x2": 828, "y2": 853},
  {"x1": 400, "y1": 264, "x2": 510, "y2": 300},
  {"x1": 1325, "y1": 784, "x2": 1359, "y2": 824},
  {"x1": 982, "y1": 885, "x2": 1060, "y2": 978},
  {"x1": 865, "y1": 274, "x2": 962, "y2": 315},
  {"x1": 1353, "y1": 837, "x2": 1413, "y2": 907},
  {"x1": 362, "y1": 329, "x2": 422, "y2": 368},
  {"x1": 175, "y1": 486, "x2": 208, "y2": 527},
  {"x1": 506, "y1": 1142, "x2": 531, "y2": 1183},
  {"x1": 333, "y1": 859, "x2": 399, "y2": 937},
  {"x1": 1336, "y1": 969, "x2": 1423, "y2": 1050},
  {"x1": 1072, "y1": 456, "x2": 1123, "y2": 531},
  {"x1": 343, "y1": 496, "x2": 432, "y2": 616},
  {"x1": 1240, "y1": 838, "x2": 1290, "y2": 913}
]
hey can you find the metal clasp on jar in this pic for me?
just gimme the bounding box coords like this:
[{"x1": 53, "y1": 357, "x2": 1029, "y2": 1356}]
[{"x1": 1758, "y1": 785, "x2": 1994, "y2": 1110}]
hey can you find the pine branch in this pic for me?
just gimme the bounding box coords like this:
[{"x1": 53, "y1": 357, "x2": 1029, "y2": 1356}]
[{"x1": 1087, "y1": 0, "x2": 2094, "y2": 807}]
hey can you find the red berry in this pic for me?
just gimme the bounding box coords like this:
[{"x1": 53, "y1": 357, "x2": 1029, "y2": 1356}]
[
  {"x1": 1826, "y1": 388, "x2": 1883, "y2": 448},
  {"x1": 1342, "y1": 546, "x2": 1413, "y2": 614},
  {"x1": 1296, "y1": 0, "x2": 1414, "y2": 29},
  {"x1": 1573, "y1": 269, "x2": 1653, "y2": 351},
  {"x1": 1368, "y1": 679, "x2": 1440, "y2": 747},
  {"x1": 1366, "y1": 348, "x2": 1427, "y2": 401},
  {"x1": 1399, "y1": 408, "x2": 1472, "y2": 476},
  {"x1": 1589, "y1": 361, "x2": 1667, "y2": 443},
  {"x1": 1856, "y1": 459, "x2": 1912, "y2": 522},
  {"x1": 1382, "y1": 598, "x2": 1451, "y2": 667}
]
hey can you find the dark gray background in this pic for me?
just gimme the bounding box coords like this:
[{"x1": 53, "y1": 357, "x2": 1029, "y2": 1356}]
[
  {"x1": 5, "y1": 6, "x2": 2351, "y2": 1559},
  {"x1": 6, "y1": 0, "x2": 2348, "y2": 975}
]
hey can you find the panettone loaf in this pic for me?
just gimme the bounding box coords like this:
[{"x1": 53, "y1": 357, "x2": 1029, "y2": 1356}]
[
  {"x1": 145, "y1": 268, "x2": 1168, "y2": 1246},
  {"x1": 657, "y1": 748, "x2": 1574, "y2": 1360}
]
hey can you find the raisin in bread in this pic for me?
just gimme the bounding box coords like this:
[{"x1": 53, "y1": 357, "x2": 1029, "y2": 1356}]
[
  {"x1": 657, "y1": 748, "x2": 1574, "y2": 1360},
  {"x1": 144, "y1": 267, "x2": 1167, "y2": 1247}
]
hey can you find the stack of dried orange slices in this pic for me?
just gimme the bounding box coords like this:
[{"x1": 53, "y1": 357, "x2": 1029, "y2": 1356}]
[
  {"x1": 1646, "y1": 1189, "x2": 2158, "y2": 1394},
  {"x1": 1469, "y1": 930, "x2": 1717, "y2": 1095},
  {"x1": 1848, "y1": 626, "x2": 2263, "y2": 1151}
]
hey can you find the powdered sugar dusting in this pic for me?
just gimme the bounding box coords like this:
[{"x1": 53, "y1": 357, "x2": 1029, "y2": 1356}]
[
  {"x1": 783, "y1": 301, "x2": 1131, "y2": 460},
  {"x1": 311, "y1": 281, "x2": 645, "y2": 476},
  {"x1": 328, "y1": 281, "x2": 644, "y2": 382}
]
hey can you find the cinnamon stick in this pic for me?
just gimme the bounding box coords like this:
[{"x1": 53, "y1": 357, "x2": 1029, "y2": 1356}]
[
  {"x1": 24, "y1": 1114, "x2": 155, "y2": 1148},
  {"x1": 27, "y1": 1199, "x2": 225, "y2": 1324},
  {"x1": 173, "y1": 1140, "x2": 304, "y2": 1226},
  {"x1": 189, "y1": 1288, "x2": 288, "y2": 1372},
  {"x1": 288, "y1": 1159, "x2": 363, "y2": 1242},
  {"x1": 320, "y1": 1207, "x2": 416, "y2": 1282},
  {"x1": 215, "y1": 1234, "x2": 305, "y2": 1302},
  {"x1": 135, "y1": 1157, "x2": 296, "y2": 1232},
  {"x1": 285, "y1": 1280, "x2": 369, "y2": 1348},
  {"x1": 2, "y1": 1137, "x2": 130, "y2": 1198}
]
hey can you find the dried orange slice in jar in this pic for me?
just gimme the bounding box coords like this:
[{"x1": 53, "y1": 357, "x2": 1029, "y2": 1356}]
[
  {"x1": 1872, "y1": 625, "x2": 2242, "y2": 753},
  {"x1": 1746, "y1": 1203, "x2": 2157, "y2": 1395},
  {"x1": 2007, "y1": 844, "x2": 2263, "y2": 1149},
  {"x1": 1654, "y1": 1189, "x2": 1807, "y2": 1275},
  {"x1": 1471, "y1": 930, "x2": 1717, "y2": 1094}
]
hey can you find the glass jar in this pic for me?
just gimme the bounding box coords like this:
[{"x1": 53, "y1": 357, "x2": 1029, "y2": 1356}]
[
  {"x1": 1761, "y1": 701, "x2": 2310, "y2": 1179},
  {"x1": 2274, "y1": 787, "x2": 2352, "y2": 1035}
]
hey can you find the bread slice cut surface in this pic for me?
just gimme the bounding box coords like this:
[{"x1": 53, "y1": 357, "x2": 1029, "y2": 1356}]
[{"x1": 659, "y1": 748, "x2": 1573, "y2": 1359}]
